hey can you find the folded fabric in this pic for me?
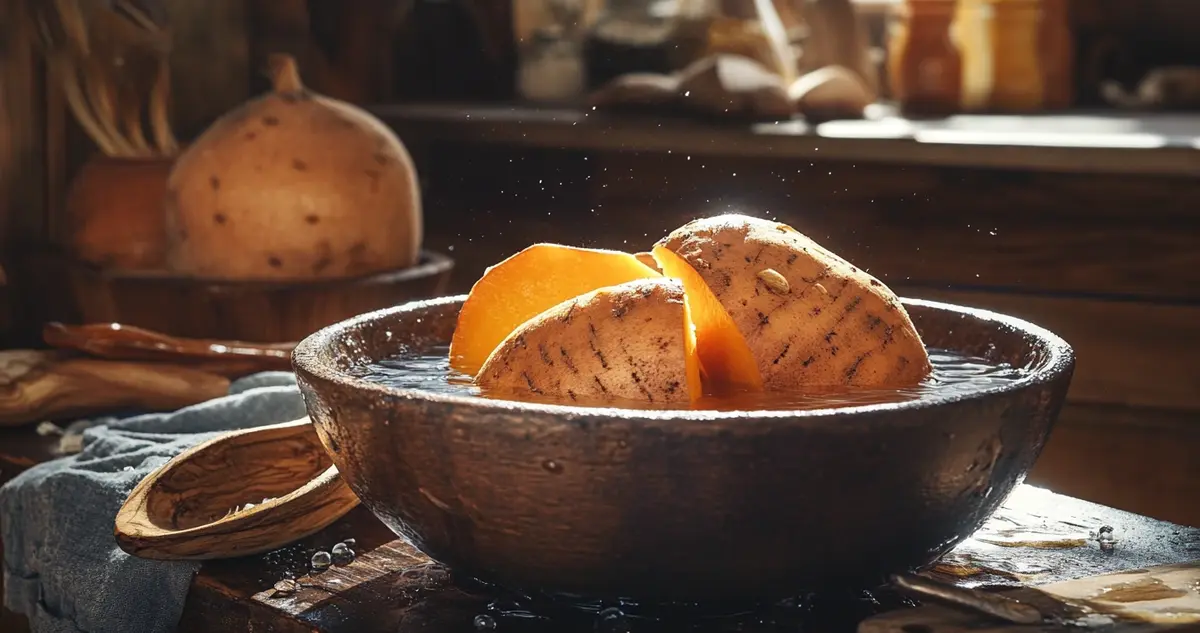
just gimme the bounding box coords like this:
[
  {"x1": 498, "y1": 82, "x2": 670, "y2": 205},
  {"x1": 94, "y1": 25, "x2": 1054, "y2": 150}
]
[{"x1": 1, "y1": 372, "x2": 305, "y2": 633}]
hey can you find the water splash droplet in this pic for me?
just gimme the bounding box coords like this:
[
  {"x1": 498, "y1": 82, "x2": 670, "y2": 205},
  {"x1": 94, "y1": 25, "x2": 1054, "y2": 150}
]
[{"x1": 595, "y1": 607, "x2": 630, "y2": 633}]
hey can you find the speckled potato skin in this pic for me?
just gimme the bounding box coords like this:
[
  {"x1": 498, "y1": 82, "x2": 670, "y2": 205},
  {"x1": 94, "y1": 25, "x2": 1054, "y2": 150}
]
[
  {"x1": 165, "y1": 90, "x2": 422, "y2": 280},
  {"x1": 477, "y1": 278, "x2": 693, "y2": 405},
  {"x1": 658, "y1": 214, "x2": 931, "y2": 390}
]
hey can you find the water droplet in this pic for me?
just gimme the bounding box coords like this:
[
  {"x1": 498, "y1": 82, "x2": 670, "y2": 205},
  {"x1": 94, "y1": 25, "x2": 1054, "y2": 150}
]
[
  {"x1": 311, "y1": 551, "x2": 331, "y2": 572},
  {"x1": 341, "y1": 538, "x2": 356, "y2": 548},
  {"x1": 474, "y1": 614, "x2": 497, "y2": 630},
  {"x1": 542, "y1": 459, "x2": 564, "y2": 474},
  {"x1": 595, "y1": 607, "x2": 630, "y2": 633},
  {"x1": 331, "y1": 542, "x2": 356, "y2": 565}
]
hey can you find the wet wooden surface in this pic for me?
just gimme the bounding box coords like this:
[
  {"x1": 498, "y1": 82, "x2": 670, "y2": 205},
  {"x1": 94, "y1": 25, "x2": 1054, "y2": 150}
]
[{"x1": 1, "y1": 425, "x2": 1198, "y2": 633}]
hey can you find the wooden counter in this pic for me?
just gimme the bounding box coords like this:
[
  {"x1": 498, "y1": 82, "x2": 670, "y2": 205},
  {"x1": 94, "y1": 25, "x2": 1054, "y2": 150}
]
[
  {"x1": 375, "y1": 103, "x2": 1200, "y2": 178},
  {"x1": 2, "y1": 427, "x2": 1198, "y2": 633}
]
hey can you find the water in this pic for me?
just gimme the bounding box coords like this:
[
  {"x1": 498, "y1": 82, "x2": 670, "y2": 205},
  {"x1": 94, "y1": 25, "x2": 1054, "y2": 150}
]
[{"x1": 351, "y1": 346, "x2": 1026, "y2": 412}]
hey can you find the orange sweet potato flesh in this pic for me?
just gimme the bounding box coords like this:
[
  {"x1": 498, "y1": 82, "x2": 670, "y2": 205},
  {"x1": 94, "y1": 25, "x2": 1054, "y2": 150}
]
[
  {"x1": 652, "y1": 246, "x2": 764, "y2": 396},
  {"x1": 449, "y1": 244, "x2": 662, "y2": 376}
]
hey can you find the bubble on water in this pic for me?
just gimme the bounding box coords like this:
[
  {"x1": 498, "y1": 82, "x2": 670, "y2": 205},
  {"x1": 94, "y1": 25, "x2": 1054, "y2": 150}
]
[
  {"x1": 473, "y1": 614, "x2": 497, "y2": 630},
  {"x1": 310, "y1": 551, "x2": 331, "y2": 572}
]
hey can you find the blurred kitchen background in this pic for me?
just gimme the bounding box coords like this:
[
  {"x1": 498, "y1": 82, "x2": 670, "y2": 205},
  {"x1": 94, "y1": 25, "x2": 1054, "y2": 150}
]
[{"x1": 0, "y1": 0, "x2": 1197, "y2": 527}]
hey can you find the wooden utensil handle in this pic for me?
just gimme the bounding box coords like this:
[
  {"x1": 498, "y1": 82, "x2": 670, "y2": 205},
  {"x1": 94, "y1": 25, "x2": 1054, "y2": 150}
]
[
  {"x1": 0, "y1": 351, "x2": 230, "y2": 426},
  {"x1": 44, "y1": 322, "x2": 295, "y2": 375}
]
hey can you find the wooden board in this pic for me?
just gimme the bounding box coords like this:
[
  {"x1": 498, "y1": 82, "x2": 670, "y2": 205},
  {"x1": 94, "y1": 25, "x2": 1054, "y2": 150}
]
[
  {"x1": 377, "y1": 103, "x2": 1200, "y2": 178},
  {"x1": 893, "y1": 287, "x2": 1200, "y2": 412},
  {"x1": 164, "y1": 0, "x2": 252, "y2": 140},
  {"x1": 422, "y1": 150, "x2": 1200, "y2": 301},
  {"x1": 1029, "y1": 403, "x2": 1200, "y2": 528},
  {"x1": 860, "y1": 562, "x2": 1200, "y2": 632}
]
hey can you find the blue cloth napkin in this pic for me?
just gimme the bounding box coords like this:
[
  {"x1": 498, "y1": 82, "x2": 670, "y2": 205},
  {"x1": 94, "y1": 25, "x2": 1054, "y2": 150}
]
[{"x1": 1, "y1": 372, "x2": 307, "y2": 633}]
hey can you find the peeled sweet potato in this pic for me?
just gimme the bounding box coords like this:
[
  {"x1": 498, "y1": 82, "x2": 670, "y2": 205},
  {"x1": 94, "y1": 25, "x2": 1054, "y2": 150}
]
[
  {"x1": 656, "y1": 214, "x2": 930, "y2": 390},
  {"x1": 476, "y1": 278, "x2": 701, "y2": 404},
  {"x1": 449, "y1": 244, "x2": 661, "y2": 377}
]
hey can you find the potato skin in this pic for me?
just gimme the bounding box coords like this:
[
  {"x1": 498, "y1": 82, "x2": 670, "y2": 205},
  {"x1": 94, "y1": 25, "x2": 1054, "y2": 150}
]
[
  {"x1": 657, "y1": 214, "x2": 931, "y2": 390},
  {"x1": 165, "y1": 90, "x2": 421, "y2": 280},
  {"x1": 477, "y1": 278, "x2": 694, "y2": 404}
]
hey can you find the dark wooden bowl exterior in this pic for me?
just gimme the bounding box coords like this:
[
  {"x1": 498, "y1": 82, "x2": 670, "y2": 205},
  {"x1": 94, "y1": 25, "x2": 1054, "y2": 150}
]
[
  {"x1": 63, "y1": 251, "x2": 453, "y2": 343},
  {"x1": 292, "y1": 296, "x2": 1075, "y2": 602}
]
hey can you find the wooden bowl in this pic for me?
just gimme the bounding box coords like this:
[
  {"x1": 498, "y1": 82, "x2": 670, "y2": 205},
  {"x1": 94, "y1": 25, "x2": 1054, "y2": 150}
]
[
  {"x1": 292, "y1": 296, "x2": 1075, "y2": 602},
  {"x1": 60, "y1": 250, "x2": 453, "y2": 343}
]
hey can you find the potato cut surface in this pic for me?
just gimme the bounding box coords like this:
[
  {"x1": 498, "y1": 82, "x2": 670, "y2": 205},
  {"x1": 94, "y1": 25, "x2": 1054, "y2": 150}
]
[
  {"x1": 449, "y1": 244, "x2": 661, "y2": 376},
  {"x1": 477, "y1": 278, "x2": 701, "y2": 404},
  {"x1": 652, "y1": 246, "x2": 763, "y2": 396},
  {"x1": 657, "y1": 214, "x2": 931, "y2": 390}
]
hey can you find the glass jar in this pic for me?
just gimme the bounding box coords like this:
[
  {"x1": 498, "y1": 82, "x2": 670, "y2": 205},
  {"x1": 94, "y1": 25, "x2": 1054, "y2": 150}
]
[
  {"x1": 516, "y1": 0, "x2": 588, "y2": 103},
  {"x1": 955, "y1": 0, "x2": 1046, "y2": 112},
  {"x1": 705, "y1": 0, "x2": 797, "y2": 83},
  {"x1": 887, "y1": 0, "x2": 962, "y2": 116},
  {"x1": 584, "y1": 0, "x2": 710, "y2": 90},
  {"x1": 1038, "y1": 0, "x2": 1074, "y2": 109}
]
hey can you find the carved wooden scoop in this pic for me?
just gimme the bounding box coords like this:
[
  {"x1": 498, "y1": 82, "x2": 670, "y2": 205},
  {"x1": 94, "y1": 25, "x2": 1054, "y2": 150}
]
[{"x1": 114, "y1": 418, "x2": 359, "y2": 560}]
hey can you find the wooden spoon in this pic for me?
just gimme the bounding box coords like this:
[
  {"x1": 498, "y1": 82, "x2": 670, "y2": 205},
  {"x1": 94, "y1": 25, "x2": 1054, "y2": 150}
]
[
  {"x1": 115, "y1": 418, "x2": 359, "y2": 560},
  {"x1": 43, "y1": 322, "x2": 294, "y2": 377}
]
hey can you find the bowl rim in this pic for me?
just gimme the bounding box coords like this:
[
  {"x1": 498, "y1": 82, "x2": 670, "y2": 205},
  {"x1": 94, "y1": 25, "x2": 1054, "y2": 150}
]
[{"x1": 292, "y1": 295, "x2": 1075, "y2": 422}]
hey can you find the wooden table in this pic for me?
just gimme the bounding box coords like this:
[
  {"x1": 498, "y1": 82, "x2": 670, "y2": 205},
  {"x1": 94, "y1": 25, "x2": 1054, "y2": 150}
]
[{"x1": 3, "y1": 426, "x2": 1199, "y2": 633}]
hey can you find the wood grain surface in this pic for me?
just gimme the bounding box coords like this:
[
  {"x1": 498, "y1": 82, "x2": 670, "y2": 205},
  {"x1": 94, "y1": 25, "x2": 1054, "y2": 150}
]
[
  {"x1": 860, "y1": 562, "x2": 1200, "y2": 632},
  {"x1": 115, "y1": 418, "x2": 360, "y2": 560},
  {"x1": 0, "y1": 351, "x2": 231, "y2": 426},
  {"x1": 19, "y1": 248, "x2": 453, "y2": 344}
]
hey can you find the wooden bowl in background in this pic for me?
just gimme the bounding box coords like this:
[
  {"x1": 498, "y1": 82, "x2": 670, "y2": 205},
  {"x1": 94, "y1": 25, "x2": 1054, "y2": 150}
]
[
  {"x1": 54, "y1": 250, "x2": 453, "y2": 343},
  {"x1": 292, "y1": 295, "x2": 1074, "y2": 603}
]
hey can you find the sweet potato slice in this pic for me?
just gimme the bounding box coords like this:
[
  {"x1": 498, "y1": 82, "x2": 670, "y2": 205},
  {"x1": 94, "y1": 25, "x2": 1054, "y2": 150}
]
[
  {"x1": 657, "y1": 214, "x2": 930, "y2": 390},
  {"x1": 476, "y1": 278, "x2": 701, "y2": 404},
  {"x1": 449, "y1": 244, "x2": 661, "y2": 376},
  {"x1": 652, "y1": 245, "x2": 763, "y2": 396}
]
